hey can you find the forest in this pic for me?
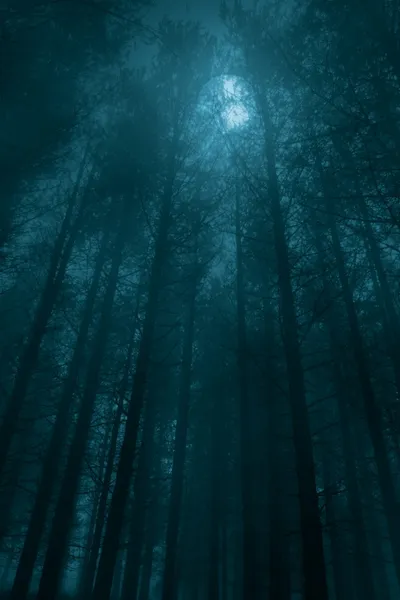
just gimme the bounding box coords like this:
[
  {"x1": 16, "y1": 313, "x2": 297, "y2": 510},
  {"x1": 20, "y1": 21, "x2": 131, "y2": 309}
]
[{"x1": 1, "y1": 0, "x2": 400, "y2": 599}]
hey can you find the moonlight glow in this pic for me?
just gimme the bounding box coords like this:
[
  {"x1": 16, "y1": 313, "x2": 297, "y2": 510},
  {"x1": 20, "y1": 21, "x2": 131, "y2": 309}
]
[{"x1": 222, "y1": 77, "x2": 249, "y2": 129}]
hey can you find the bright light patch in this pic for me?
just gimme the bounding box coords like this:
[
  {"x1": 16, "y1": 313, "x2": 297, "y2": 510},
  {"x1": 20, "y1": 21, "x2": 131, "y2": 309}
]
[{"x1": 222, "y1": 77, "x2": 249, "y2": 129}]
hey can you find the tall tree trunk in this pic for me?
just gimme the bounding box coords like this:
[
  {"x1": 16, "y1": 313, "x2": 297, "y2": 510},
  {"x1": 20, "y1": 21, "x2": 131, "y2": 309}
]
[
  {"x1": 79, "y1": 395, "x2": 124, "y2": 598},
  {"x1": 138, "y1": 529, "x2": 155, "y2": 600},
  {"x1": 234, "y1": 179, "x2": 261, "y2": 600},
  {"x1": 369, "y1": 516, "x2": 392, "y2": 600},
  {"x1": 111, "y1": 551, "x2": 124, "y2": 600},
  {"x1": 90, "y1": 160, "x2": 177, "y2": 600},
  {"x1": 335, "y1": 360, "x2": 376, "y2": 600},
  {"x1": 161, "y1": 271, "x2": 197, "y2": 600},
  {"x1": 311, "y1": 205, "x2": 377, "y2": 600},
  {"x1": 321, "y1": 443, "x2": 352, "y2": 600},
  {"x1": 365, "y1": 0, "x2": 400, "y2": 79},
  {"x1": 316, "y1": 155, "x2": 400, "y2": 587},
  {"x1": 332, "y1": 136, "x2": 400, "y2": 401},
  {"x1": 0, "y1": 149, "x2": 89, "y2": 475},
  {"x1": 0, "y1": 552, "x2": 13, "y2": 591},
  {"x1": 138, "y1": 421, "x2": 164, "y2": 600},
  {"x1": 221, "y1": 523, "x2": 228, "y2": 600},
  {"x1": 208, "y1": 388, "x2": 222, "y2": 600},
  {"x1": 81, "y1": 311, "x2": 138, "y2": 600},
  {"x1": 34, "y1": 196, "x2": 131, "y2": 600},
  {"x1": 263, "y1": 297, "x2": 291, "y2": 600},
  {"x1": 266, "y1": 393, "x2": 291, "y2": 600},
  {"x1": 0, "y1": 437, "x2": 28, "y2": 541},
  {"x1": 260, "y1": 101, "x2": 329, "y2": 600},
  {"x1": 354, "y1": 423, "x2": 395, "y2": 600},
  {"x1": 121, "y1": 392, "x2": 158, "y2": 600},
  {"x1": 11, "y1": 207, "x2": 111, "y2": 600},
  {"x1": 78, "y1": 405, "x2": 113, "y2": 598}
]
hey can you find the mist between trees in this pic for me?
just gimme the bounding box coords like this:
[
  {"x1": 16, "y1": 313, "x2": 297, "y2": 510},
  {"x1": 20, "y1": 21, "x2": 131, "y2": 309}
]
[{"x1": 1, "y1": 1, "x2": 400, "y2": 600}]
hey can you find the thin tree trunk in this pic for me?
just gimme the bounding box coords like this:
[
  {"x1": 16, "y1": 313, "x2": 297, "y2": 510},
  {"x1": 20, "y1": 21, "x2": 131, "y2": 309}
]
[
  {"x1": 34, "y1": 196, "x2": 131, "y2": 600},
  {"x1": 0, "y1": 149, "x2": 89, "y2": 475},
  {"x1": 81, "y1": 312, "x2": 139, "y2": 599},
  {"x1": 161, "y1": 270, "x2": 197, "y2": 600},
  {"x1": 266, "y1": 395, "x2": 291, "y2": 600},
  {"x1": 335, "y1": 364, "x2": 376, "y2": 600},
  {"x1": 138, "y1": 416, "x2": 165, "y2": 600},
  {"x1": 208, "y1": 388, "x2": 222, "y2": 600},
  {"x1": 138, "y1": 535, "x2": 155, "y2": 600},
  {"x1": 260, "y1": 102, "x2": 329, "y2": 600},
  {"x1": 234, "y1": 179, "x2": 261, "y2": 600},
  {"x1": 354, "y1": 424, "x2": 394, "y2": 600},
  {"x1": 316, "y1": 155, "x2": 400, "y2": 587},
  {"x1": 311, "y1": 205, "x2": 377, "y2": 600},
  {"x1": 0, "y1": 439, "x2": 26, "y2": 541},
  {"x1": 91, "y1": 166, "x2": 176, "y2": 600},
  {"x1": 369, "y1": 518, "x2": 392, "y2": 600},
  {"x1": 121, "y1": 393, "x2": 158, "y2": 600},
  {"x1": 79, "y1": 397, "x2": 124, "y2": 598},
  {"x1": 78, "y1": 407, "x2": 113, "y2": 598},
  {"x1": 321, "y1": 444, "x2": 352, "y2": 600},
  {"x1": 10, "y1": 212, "x2": 111, "y2": 600},
  {"x1": 332, "y1": 137, "x2": 400, "y2": 401},
  {"x1": 263, "y1": 296, "x2": 291, "y2": 600},
  {"x1": 111, "y1": 551, "x2": 124, "y2": 600},
  {"x1": 365, "y1": 0, "x2": 400, "y2": 79},
  {"x1": 221, "y1": 524, "x2": 228, "y2": 600},
  {"x1": 0, "y1": 552, "x2": 13, "y2": 591}
]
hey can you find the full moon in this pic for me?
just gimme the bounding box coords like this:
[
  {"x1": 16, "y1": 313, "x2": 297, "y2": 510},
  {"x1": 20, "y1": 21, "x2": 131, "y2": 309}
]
[{"x1": 221, "y1": 77, "x2": 249, "y2": 129}]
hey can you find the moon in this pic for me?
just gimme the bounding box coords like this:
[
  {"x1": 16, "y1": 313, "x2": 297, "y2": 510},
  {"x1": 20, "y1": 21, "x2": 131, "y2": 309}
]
[{"x1": 221, "y1": 77, "x2": 249, "y2": 129}]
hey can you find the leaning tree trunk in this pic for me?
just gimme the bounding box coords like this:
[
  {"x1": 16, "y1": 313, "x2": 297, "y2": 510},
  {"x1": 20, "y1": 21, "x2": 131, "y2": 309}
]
[
  {"x1": 0, "y1": 149, "x2": 89, "y2": 476},
  {"x1": 34, "y1": 196, "x2": 132, "y2": 600},
  {"x1": 11, "y1": 205, "x2": 112, "y2": 600}
]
